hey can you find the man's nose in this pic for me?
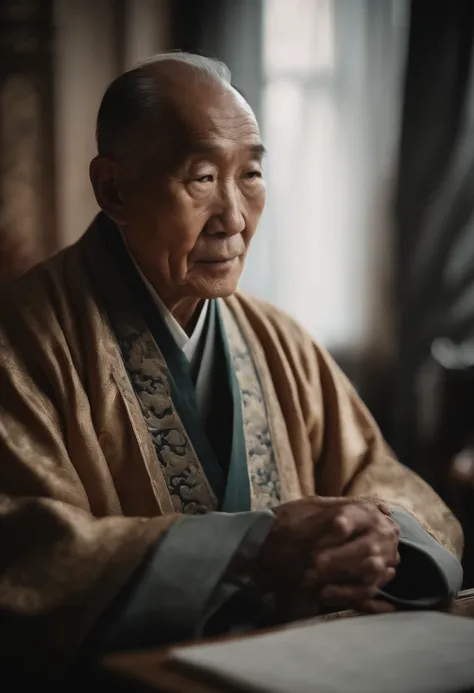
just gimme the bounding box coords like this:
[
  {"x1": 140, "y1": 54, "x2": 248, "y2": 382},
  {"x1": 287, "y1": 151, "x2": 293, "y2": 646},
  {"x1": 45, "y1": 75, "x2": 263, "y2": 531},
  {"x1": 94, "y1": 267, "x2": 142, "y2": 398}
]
[{"x1": 207, "y1": 185, "x2": 245, "y2": 236}]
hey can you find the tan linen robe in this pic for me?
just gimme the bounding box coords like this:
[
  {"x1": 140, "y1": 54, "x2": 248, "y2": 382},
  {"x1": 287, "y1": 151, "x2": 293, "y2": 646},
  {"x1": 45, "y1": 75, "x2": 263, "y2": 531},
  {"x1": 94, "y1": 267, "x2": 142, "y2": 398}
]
[{"x1": 0, "y1": 219, "x2": 463, "y2": 675}]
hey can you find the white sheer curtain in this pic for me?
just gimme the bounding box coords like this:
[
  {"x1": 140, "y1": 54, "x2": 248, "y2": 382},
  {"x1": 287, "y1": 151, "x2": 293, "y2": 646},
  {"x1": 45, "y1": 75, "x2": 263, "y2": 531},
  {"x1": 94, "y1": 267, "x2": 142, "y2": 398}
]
[{"x1": 241, "y1": 0, "x2": 408, "y2": 355}]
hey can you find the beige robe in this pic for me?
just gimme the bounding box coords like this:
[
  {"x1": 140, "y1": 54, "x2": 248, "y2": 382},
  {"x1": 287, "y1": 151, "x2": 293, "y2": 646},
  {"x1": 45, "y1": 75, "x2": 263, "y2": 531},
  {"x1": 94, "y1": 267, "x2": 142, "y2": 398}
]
[{"x1": 0, "y1": 220, "x2": 463, "y2": 675}]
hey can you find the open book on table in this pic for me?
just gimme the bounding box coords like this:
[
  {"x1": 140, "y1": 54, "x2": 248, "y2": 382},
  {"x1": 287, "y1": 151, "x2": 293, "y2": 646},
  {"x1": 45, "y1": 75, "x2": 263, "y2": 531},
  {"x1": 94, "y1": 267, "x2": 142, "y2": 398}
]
[{"x1": 169, "y1": 611, "x2": 474, "y2": 693}]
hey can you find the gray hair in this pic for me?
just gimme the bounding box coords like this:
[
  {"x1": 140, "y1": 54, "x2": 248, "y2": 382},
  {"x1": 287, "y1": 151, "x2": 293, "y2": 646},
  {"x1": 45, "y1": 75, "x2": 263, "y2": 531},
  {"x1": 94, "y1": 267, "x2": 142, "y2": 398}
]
[{"x1": 96, "y1": 51, "x2": 232, "y2": 157}]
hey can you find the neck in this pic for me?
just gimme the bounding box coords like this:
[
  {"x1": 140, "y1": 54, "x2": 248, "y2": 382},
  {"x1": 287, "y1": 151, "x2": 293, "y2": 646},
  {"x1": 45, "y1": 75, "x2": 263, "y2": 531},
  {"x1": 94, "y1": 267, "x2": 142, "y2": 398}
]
[
  {"x1": 144, "y1": 273, "x2": 202, "y2": 330},
  {"x1": 165, "y1": 296, "x2": 204, "y2": 332},
  {"x1": 118, "y1": 228, "x2": 203, "y2": 332}
]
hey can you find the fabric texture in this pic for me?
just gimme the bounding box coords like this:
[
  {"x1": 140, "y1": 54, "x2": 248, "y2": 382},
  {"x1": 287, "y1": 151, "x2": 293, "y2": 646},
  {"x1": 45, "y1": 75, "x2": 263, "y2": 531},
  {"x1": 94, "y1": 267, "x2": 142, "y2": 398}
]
[
  {"x1": 90, "y1": 510, "x2": 275, "y2": 653},
  {"x1": 379, "y1": 507, "x2": 463, "y2": 608},
  {"x1": 0, "y1": 215, "x2": 463, "y2": 675},
  {"x1": 93, "y1": 506, "x2": 461, "y2": 657}
]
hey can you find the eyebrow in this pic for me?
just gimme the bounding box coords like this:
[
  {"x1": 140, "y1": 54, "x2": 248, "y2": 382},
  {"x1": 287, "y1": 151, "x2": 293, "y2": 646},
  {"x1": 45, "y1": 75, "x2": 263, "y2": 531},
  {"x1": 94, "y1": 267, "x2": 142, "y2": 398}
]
[{"x1": 247, "y1": 143, "x2": 266, "y2": 158}]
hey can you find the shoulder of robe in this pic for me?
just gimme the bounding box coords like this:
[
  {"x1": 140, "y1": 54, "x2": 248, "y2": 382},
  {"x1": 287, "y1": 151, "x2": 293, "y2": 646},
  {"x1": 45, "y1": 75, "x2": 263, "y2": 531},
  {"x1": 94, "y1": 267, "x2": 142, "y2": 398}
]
[
  {"x1": 230, "y1": 290, "x2": 334, "y2": 363},
  {"x1": 0, "y1": 240, "x2": 88, "y2": 364},
  {"x1": 0, "y1": 241, "x2": 84, "y2": 325},
  {"x1": 226, "y1": 290, "x2": 351, "y2": 399}
]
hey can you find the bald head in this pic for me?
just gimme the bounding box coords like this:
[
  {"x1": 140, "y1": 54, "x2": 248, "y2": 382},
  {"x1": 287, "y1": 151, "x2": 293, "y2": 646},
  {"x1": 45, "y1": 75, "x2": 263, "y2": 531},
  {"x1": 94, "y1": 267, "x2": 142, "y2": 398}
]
[{"x1": 96, "y1": 52, "x2": 247, "y2": 160}]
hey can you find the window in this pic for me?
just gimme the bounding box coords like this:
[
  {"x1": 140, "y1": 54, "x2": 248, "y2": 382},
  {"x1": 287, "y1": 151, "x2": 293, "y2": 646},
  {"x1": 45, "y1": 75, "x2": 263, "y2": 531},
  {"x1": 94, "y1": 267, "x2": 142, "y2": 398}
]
[{"x1": 257, "y1": 0, "x2": 407, "y2": 353}]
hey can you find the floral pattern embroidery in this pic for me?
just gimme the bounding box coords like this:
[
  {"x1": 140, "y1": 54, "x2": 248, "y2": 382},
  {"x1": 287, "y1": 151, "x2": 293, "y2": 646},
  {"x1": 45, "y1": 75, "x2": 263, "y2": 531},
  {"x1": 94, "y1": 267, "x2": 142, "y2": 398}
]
[
  {"x1": 221, "y1": 303, "x2": 281, "y2": 509},
  {"x1": 119, "y1": 329, "x2": 217, "y2": 514},
  {"x1": 117, "y1": 303, "x2": 281, "y2": 515}
]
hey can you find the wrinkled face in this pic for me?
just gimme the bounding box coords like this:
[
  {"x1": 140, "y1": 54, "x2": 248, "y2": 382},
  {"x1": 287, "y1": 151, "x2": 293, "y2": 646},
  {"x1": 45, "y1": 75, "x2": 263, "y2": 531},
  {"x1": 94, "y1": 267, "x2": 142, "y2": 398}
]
[{"x1": 114, "y1": 82, "x2": 266, "y2": 304}]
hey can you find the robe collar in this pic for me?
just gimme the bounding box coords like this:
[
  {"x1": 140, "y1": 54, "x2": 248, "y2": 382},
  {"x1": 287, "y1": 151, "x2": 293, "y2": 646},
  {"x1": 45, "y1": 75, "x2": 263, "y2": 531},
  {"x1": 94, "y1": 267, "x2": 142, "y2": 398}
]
[{"x1": 118, "y1": 227, "x2": 209, "y2": 364}]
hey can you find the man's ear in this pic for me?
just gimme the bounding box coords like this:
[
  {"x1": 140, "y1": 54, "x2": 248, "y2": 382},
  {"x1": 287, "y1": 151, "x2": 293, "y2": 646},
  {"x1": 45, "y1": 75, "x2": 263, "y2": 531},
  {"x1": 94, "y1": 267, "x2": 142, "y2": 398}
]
[{"x1": 89, "y1": 156, "x2": 127, "y2": 225}]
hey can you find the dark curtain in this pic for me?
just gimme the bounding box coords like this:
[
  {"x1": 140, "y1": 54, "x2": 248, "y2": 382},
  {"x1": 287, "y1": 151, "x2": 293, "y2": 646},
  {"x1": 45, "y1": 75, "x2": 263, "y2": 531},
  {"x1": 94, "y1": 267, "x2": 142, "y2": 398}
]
[
  {"x1": 170, "y1": 0, "x2": 263, "y2": 121},
  {"x1": 0, "y1": 0, "x2": 55, "y2": 282},
  {"x1": 391, "y1": 0, "x2": 474, "y2": 481},
  {"x1": 170, "y1": 0, "x2": 223, "y2": 54}
]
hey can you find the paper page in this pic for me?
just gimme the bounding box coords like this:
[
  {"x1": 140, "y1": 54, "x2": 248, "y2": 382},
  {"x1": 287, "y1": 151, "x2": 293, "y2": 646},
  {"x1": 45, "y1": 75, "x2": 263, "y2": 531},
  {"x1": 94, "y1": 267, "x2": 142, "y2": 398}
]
[{"x1": 171, "y1": 612, "x2": 474, "y2": 693}]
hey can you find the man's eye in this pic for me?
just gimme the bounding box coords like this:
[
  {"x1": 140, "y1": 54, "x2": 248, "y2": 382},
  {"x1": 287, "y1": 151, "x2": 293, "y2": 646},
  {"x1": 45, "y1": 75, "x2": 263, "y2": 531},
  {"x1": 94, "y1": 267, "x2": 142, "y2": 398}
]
[
  {"x1": 244, "y1": 171, "x2": 262, "y2": 180},
  {"x1": 194, "y1": 174, "x2": 214, "y2": 184}
]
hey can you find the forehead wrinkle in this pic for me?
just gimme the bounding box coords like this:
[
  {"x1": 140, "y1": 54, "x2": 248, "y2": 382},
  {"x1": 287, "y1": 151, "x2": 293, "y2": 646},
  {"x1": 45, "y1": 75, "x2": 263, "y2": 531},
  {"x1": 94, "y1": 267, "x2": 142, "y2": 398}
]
[
  {"x1": 186, "y1": 140, "x2": 266, "y2": 162},
  {"x1": 173, "y1": 86, "x2": 259, "y2": 141},
  {"x1": 181, "y1": 111, "x2": 261, "y2": 158},
  {"x1": 129, "y1": 67, "x2": 261, "y2": 174},
  {"x1": 188, "y1": 118, "x2": 260, "y2": 155}
]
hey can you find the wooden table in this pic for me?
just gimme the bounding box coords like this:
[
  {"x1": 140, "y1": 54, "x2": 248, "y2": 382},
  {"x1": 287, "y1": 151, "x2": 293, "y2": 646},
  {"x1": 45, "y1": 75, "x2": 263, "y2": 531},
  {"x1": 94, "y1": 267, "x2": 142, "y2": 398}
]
[{"x1": 100, "y1": 589, "x2": 474, "y2": 693}]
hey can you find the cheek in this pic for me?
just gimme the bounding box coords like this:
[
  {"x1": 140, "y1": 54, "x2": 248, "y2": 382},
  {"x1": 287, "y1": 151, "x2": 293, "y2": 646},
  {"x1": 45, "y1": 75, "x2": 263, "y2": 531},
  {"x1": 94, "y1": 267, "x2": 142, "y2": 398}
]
[
  {"x1": 164, "y1": 192, "x2": 211, "y2": 253},
  {"x1": 243, "y1": 186, "x2": 266, "y2": 232},
  {"x1": 168, "y1": 210, "x2": 209, "y2": 260},
  {"x1": 255, "y1": 182, "x2": 267, "y2": 212},
  {"x1": 130, "y1": 194, "x2": 204, "y2": 258}
]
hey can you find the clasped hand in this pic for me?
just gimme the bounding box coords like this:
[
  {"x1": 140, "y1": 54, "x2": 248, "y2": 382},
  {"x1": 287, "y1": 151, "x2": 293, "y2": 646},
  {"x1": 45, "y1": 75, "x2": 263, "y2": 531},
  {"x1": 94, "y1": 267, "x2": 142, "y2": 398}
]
[{"x1": 255, "y1": 497, "x2": 400, "y2": 614}]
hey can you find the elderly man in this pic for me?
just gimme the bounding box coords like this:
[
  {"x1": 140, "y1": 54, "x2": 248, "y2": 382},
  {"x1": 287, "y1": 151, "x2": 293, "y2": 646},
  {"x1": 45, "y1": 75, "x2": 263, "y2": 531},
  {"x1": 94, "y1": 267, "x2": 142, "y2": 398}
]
[{"x1": 0, "y1": 53, "x2": 464, "y2": 679}]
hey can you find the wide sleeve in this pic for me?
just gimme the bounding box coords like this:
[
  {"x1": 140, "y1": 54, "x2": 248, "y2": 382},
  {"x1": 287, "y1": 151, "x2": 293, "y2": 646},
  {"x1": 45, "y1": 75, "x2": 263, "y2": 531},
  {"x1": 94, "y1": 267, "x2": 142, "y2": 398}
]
[
  {"x1": 86, "y1": 511, "x2": 276, "y2": 656},
  {"x1": 305, "y1": 342, "x2": 463, "y2": 561},
  {"x1": 377, "y1": 507, "x2": 463, "y2": 607},
  {"x1": 0, "y1": 325, "x2": 179, "y2": 678}
]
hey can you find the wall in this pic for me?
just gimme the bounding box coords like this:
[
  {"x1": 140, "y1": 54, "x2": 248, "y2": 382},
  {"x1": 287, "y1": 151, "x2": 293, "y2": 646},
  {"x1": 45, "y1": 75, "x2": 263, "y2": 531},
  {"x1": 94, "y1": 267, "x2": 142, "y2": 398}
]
[{"x1": 54, "y1": 0, "x2": 170, "y2": 248}]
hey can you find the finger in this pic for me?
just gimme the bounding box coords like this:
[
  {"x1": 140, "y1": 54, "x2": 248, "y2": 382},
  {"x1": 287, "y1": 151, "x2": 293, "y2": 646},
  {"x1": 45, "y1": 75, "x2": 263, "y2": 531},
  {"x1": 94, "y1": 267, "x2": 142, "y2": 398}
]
[
  {"x1": 360, "y1": 560, "x2": 396, "y2": 585},
  {"x1": 359, "y1": 560, "x2": 391, "y2": 586},
  {"x1": 390, "y1": 551, "x2": 401, "y2": 567},
  {"x1": 345, "y1": 501, "x2": 400, "y2": 542},
  {"x1": 319, "y1": 567, "x2": 396, "y2": 602},
  {"x1": 316, "y1": 504, "x2": 379, "y2": 549},
  {"x1": 303, "y1": 562, "x2": 395, "y2": 592},
  {"x1": 359, "y1": 599, "x2": 397, "y2": 614},
  {"x1": 319, "y1": 582, "x2": 380, "y2": 607},
  {"x1": 361, "y1": 552, "x2": 400, "y2": 582},
  {"x1": 313, "y1": 535, "x2": 385, "y2": 583},
  {"x1": 352, "y1": 517, "x2": 399, "y2": 567},
  {"x1": 375, "y1": 566, "x2": 396, "y2": 588},
  {"x1": 375, "y1": 517, "x2": 400, "y2": 564}
]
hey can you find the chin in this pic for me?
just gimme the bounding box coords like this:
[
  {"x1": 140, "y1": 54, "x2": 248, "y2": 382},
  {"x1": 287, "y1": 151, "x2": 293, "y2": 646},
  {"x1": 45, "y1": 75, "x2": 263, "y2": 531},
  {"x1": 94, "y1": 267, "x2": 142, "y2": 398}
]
[
  {"x1": 192, "y1": 275, "x2": 240, "y2": 300},
  {"x1": 187, "y1": 257, "x2": 245, "y2": 299}
]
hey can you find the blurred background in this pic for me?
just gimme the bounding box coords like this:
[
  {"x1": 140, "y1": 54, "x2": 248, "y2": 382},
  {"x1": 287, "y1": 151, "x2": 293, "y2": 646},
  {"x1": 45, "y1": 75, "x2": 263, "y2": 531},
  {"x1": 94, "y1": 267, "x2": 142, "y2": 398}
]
[{"x1": 1, "y1": 0, "x2": 474, "y2": 585}]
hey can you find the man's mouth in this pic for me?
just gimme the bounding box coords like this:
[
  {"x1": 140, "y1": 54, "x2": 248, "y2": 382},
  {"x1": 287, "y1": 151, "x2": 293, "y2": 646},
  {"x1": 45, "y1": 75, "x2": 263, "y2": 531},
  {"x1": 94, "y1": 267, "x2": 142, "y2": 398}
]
[{"x1": 197, "y1": 256, "x2": 238, "y2": 264}]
